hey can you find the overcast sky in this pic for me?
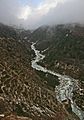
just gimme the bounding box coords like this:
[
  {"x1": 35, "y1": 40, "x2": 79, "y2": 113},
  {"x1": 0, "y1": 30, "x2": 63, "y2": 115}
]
[{"x1": 0, "y1": 0, "x2": 84, "y2": 29}]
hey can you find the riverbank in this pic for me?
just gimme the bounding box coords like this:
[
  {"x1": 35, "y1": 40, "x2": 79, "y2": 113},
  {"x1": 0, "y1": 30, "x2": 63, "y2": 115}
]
[{"x1": 31, "y1": 42, "x2": 84, "y2": 120}]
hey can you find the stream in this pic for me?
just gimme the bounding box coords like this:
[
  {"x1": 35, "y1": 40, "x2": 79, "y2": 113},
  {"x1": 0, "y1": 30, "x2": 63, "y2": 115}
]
[{"x1": 31, "y1": 42, "x2": 84, "y2": 120}]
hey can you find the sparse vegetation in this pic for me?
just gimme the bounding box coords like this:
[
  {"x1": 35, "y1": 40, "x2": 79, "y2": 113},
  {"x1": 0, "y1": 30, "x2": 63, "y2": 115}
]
[
  {"x1": 31, "y1": 24, "x2": 84, "y2": 115},
  {"x1": 0, "y1": 23, "x2": 83, "y2": 120}
]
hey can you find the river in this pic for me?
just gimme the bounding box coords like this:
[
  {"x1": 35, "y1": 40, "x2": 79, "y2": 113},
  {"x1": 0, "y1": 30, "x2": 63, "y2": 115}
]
[{"x1": 31, "y1": 42, "x2": 84, "y2": 120}]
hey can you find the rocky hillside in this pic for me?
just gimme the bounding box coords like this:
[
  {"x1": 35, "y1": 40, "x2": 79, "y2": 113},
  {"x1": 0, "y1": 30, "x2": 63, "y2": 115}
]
[
  {"x1": 0, "y1": 24, "x2": 80, "y2": 120},
  {"x1": 0, "y1": 23, "x2": 19, "y2": 39},
  {"x1": 31, "y1": 24, "x2": 84, "y2": 112},
  {"x1": 31, "y1": 24, "x2": 84, "y2": 78}
]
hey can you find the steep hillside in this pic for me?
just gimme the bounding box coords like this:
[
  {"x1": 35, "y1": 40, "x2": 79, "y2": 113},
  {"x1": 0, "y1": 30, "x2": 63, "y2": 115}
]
[
  {"x1": 0, "y1": 23, "x2": 19, "y2": 39},
  {"x1": 31, "y1": 24, "x2": 84, "y2": 78},
  {"x1": 0, "y1": 24, "x2": 79, "y2": 120},
  {"x1": 31, "y1": 24, "x2": 84, "y2": 111}
]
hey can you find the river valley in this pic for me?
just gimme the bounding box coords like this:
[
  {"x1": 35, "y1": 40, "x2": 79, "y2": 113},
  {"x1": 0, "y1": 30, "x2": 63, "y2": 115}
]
[{"x1": 31, "y1": 42, "x2": 84, "y2": 120}]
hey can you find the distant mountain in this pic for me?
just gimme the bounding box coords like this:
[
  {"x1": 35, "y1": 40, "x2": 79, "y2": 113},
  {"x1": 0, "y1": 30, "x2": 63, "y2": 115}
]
[{"x1": 0, "y1": 23, "x2": 19, "y2": 39}]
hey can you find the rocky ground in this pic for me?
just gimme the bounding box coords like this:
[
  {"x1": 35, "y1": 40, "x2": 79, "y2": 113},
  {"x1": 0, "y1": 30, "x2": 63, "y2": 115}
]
[
  {"x1": 31, "y1": 24, "x2": 84, "y2": 116},
  {"x1": 0, "y1": 23, "x2": 83, "y2": 120}
]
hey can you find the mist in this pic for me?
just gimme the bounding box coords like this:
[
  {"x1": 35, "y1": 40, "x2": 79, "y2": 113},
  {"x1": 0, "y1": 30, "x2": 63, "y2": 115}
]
[{"x1": 0, "y1": 0, "x2": 84, "y2": 29}]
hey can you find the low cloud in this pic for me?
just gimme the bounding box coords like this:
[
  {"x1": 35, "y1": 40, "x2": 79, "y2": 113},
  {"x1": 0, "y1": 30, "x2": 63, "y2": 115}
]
[{"x1": 0, "y1": 0, "x2": 84, "y2": 29}]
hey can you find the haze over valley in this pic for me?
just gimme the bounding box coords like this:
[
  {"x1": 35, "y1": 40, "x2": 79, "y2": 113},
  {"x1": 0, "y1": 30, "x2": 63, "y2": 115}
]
[{"x1": 0, "y1": 0, "x2": 84, "y2": 29}]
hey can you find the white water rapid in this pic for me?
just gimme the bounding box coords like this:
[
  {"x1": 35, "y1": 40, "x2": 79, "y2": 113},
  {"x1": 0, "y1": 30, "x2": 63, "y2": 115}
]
[{"x1": 31, "y1": 42, "x2": 84, "y2": 120}]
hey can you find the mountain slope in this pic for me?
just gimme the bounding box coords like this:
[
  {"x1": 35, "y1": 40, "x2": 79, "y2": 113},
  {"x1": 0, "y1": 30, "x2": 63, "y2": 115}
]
[
  {"x1": 31, "y1": 24, "x2": 84, "y2": 111},
  {"x1": 0, "y1": 24, "x2": 79, "y2": 120}
]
